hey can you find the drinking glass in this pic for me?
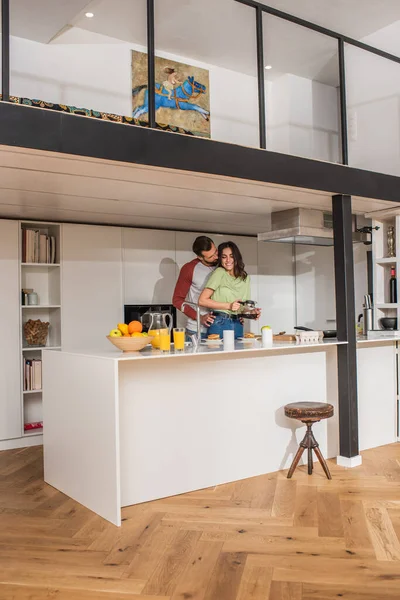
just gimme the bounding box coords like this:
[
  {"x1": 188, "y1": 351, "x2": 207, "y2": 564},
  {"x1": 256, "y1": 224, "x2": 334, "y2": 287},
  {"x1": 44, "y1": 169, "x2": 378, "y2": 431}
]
[
  {"x1": 159, "y1": 331, "x2": 171, "y2": 352},
  {"x1": 173, "y1": 327, "x2": 185, "y2": 351}
]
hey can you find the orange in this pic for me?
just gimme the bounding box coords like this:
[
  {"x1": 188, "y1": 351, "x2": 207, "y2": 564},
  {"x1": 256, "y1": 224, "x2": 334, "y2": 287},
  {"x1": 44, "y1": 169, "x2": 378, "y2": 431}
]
[
  {"x1": 128, "y1": 320, "x2": 142, "y2": 334},
  {"x1": 122, "y1": 333, "x2": 130, "y2": 337}
]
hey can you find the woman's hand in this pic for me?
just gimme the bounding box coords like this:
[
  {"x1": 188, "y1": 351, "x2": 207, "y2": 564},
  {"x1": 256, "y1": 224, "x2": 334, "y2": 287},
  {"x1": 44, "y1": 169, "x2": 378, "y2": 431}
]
[
  {"x1": 253, "y1": 308, "x2": 262, "y2": 320},
  {"x1": 230, "y1": 300, "x2": 241, "y2": 312}
]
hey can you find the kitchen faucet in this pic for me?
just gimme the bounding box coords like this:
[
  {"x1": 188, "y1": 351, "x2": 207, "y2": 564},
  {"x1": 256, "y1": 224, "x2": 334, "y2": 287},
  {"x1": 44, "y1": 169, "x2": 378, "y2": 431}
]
[{"x1": 181, "y1": 301, "x2": 202, "y2": 346}]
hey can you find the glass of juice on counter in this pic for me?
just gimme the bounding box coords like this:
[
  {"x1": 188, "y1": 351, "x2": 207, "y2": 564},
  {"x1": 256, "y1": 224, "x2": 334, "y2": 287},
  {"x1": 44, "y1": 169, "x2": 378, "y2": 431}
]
[
  {"x1": 159, "y1": 330, "x2": 171, "y2": 352},
  {"x1": 173, "y1": 327, "x2": 185, "y2": 351}
]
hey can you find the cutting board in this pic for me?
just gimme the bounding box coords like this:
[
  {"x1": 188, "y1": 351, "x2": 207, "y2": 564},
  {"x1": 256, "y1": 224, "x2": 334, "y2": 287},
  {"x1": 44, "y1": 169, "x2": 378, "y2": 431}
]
[{"x1": 273, "y1": 334, "x2": 297, "y2": 342}]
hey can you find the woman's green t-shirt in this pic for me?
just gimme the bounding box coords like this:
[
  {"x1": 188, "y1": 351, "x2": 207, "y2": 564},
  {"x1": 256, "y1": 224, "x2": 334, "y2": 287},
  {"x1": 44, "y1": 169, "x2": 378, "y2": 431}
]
[{"x1": 205, "y1": 267, "x2": 251, "y2": 314}]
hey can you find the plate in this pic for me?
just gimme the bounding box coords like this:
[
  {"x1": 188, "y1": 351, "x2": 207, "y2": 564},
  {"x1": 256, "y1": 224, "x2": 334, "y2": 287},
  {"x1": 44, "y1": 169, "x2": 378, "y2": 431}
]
[
  {"x1": 201, "y1": 339, "x2": 223, "y2": 346},
  {"x1": 238, "y1": 336, "x2": 258, "y2": 341}
]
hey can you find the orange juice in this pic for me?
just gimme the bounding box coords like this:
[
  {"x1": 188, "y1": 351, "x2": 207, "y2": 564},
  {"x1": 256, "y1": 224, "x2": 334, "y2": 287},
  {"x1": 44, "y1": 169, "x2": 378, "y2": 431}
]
[
  {"x1": 159, "y1": 331, "x2": 170, "y2": 352},
  {"x1": 173, "y1": 328, "x2": 185, "y2": 351},
  {"x1": 149, "y1": 328, "x2": 169, "y2": 349}
]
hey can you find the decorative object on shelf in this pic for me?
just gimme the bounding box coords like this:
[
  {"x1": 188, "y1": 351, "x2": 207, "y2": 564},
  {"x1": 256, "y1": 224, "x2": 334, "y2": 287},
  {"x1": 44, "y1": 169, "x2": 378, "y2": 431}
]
[
  {"x1": 23, "y1": 319, "x2": 50, "y2": 347},
  {"x1": 387, "y1": 225, "x2": 396, "y2": 258},
  {"x1": 389, "y1": 266, "x2": 397, "y2": 303},
  {"x1": 379, "y1": 317, "x2": 398, "y2": 330},
  {"x1": 21, "y1": 288, "x2": 33, "y2": 305},
  {"x1": 24, "y1": 421, "x2": 43, "y2": 431},
  {"x1": 27, "y1": 291, "x2": 39, "y2": 306},
  {"x1": 131, "y1": 51, "x2": 210, "y2": 138}
]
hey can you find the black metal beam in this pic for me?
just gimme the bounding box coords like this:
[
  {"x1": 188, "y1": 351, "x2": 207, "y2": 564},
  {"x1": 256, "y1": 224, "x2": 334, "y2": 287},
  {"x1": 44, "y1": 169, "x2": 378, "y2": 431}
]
[
  {"x1": 146, "y1": 0, "x2": 156, "y2": 128},
  {"x1": 332, "y1": 194, "x2": 359, "y2": 458},
  {"x1": 1, "y1": 0, "x2": 10, "y2": 102},
  {"x1": 255, "y1": 7, "x2": 266, "y2": 149},
  {"x1": 234, "y1": 0, "x2": 400, "y2": 65},
  {"x1": 338, "y1": 39, "x2": 348, "y2": 165},
  {"x1": 3, "y1": 102, "x2": 400, "y2": 204}
]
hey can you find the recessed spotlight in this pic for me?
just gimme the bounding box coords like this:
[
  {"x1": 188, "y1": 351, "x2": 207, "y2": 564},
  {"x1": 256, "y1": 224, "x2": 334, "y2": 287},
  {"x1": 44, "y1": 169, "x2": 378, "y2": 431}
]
[
  {"x1": 265, "y1": 65, "x2": 272, "y2": 70},
  {"x1": 85, "y1": 12, "x2": 94, "y2": 18}
]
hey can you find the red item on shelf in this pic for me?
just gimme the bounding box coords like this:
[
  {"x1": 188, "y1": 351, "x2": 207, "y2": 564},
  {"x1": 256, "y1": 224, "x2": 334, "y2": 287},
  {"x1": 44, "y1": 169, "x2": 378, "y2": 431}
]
[{"x1": 24, "y1": 421, "x2": 43, "y2": 431}]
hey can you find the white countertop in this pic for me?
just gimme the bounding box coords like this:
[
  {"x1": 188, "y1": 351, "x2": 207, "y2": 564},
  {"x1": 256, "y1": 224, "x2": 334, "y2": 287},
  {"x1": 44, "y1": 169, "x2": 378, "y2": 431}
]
[
  {"x1": 45, "y1": 338, "x2": 346, "y2": 362},
  {"x1": 357, "y1": 334, "x2": 400, "y2": 344}
]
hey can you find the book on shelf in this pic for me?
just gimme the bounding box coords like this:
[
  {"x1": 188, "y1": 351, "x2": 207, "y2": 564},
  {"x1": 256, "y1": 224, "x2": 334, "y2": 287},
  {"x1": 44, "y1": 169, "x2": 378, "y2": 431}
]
[
  {"x1": 22, "y1": 229, "x2": 57, "y2": 264},
  {"x1": 23, "y1": 358, "x2": 42, "y2": 391}
]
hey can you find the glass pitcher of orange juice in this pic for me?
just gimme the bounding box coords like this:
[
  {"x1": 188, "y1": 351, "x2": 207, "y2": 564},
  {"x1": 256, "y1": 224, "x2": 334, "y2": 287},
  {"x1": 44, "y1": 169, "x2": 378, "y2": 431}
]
[{"x1": 147, "y1": 312, "x2": 172, "y2": 348}]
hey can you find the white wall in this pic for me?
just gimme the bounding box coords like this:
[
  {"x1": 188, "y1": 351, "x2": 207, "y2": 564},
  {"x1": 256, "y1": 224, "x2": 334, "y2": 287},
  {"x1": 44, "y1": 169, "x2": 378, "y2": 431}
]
[
  {"x1": 266, "y1": 74, "x2": 340, "y2": 162},
  {"x1": 8, "y1": 28, "x2": 259, "y2": 148},
  {"x1": 295, "y1": 243, "x2": 368, "y2": 330},
  {"x1": 345, "y1": 25, "x2": 400, "y2": 176}
]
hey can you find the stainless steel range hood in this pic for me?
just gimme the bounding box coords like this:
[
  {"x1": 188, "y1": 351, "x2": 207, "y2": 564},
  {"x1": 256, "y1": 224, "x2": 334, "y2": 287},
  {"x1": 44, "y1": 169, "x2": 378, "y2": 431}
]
[{"x1": 258, "y1": 208, "x2": 368, "y2": 246}]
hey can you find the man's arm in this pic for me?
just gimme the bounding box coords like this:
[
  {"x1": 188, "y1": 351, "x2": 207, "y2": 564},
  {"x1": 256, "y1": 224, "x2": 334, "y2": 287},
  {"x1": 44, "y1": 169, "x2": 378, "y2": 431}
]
[{"x1": 172, "y1": 262, "x2": 197, "y2": 321}]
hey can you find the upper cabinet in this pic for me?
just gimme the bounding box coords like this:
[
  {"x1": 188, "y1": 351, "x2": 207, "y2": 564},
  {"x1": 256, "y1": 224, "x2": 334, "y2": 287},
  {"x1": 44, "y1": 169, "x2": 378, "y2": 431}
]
[
  {"x1": 62, "y1": 224, "x2": 123, "y2": 351},
  {"x1": 122, "y1": 229, "x2": 177, "y2": 305},
  {"x1": 0, "y1": 220, "x2": 22, "y2": 440}
]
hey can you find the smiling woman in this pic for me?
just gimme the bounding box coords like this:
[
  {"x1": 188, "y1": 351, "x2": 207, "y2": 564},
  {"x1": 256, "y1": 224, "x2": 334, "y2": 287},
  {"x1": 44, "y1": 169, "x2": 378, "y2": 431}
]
[{"x1": 198, "y1": 241, "x2": 259, "y2": 339}]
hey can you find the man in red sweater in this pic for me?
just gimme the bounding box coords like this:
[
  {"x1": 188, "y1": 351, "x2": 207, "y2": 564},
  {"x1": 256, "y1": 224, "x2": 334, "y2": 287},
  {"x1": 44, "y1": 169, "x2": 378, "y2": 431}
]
[{"x1": 172, "y1": 236, "x2": 218, "y2": 337}]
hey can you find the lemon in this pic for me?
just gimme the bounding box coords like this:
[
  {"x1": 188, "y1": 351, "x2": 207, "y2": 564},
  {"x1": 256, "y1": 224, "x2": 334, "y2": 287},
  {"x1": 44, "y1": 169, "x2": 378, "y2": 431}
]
[
  {"x1": 261, "y1": 325, "x2": 271, "y2": 330},
  {"x1": 131, "y1": 332, "x2": 142, "y2": 337}
]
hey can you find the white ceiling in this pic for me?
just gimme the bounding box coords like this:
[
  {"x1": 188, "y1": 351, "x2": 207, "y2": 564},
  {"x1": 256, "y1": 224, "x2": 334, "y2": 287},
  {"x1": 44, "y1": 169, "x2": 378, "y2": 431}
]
[
  {"x1": 8, "y1": 0, "x2": 400, "y2": 87},
  {"x1": 259, "y1": 0, "x2": 400, "y2": 40},
  {"x1": 0, "y1": 143, "x2": 397, "y2": 235}
]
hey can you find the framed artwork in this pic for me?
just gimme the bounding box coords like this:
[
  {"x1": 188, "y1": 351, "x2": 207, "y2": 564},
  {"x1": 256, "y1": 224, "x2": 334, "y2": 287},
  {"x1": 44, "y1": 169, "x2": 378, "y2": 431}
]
[{"x1": 132, "y1": 50, "x2": 210, "y2": 138}]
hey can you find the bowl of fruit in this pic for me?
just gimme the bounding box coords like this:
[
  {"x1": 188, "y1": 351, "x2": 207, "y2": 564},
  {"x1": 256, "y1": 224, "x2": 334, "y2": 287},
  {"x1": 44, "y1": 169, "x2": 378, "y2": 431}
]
[{"x1": 107, "y1": 321, "x2": 153, "y2": 352}]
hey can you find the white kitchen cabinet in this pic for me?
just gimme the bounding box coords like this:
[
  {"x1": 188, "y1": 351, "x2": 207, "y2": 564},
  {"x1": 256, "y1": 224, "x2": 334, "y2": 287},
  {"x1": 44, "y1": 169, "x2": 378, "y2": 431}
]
[
  {"x1": 0, "y1": 220, "x2": 22, "y2": 440},
  {"x1": 123, "y1": 228, "x2": 177, "y2": 304},
  {"x1": 62, "y1": 224, "x2": 123, "y2": 351}
]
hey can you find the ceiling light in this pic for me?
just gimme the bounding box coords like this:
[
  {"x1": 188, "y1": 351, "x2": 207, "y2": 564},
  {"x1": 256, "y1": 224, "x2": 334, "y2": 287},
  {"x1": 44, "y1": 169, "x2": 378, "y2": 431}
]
[
  {"x1": 265, "y1": 65, "x2": 272, "y2": 70},
  {"x1": 85, "y1": 12, "x2": 94, "y2": 18}
]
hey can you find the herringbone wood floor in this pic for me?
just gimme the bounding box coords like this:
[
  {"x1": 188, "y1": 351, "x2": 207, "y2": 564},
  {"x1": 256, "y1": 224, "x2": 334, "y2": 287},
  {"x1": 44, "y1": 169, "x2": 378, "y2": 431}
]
[{"x1": 0, "y1": 444, "x2": 400, "y2": 599}]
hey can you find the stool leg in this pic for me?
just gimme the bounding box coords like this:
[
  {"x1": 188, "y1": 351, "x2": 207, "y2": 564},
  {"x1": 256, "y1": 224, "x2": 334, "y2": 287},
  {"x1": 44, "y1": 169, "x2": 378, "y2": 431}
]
[
  {"x1": 307, "y1": 447, "x2": 313, "y2": 475},
  {"x1": 287, "y1": 444, "x2": 305, "y2": 479},
  {"x1": 314, "y1": 446, "x2": 332, "y2": 480}
]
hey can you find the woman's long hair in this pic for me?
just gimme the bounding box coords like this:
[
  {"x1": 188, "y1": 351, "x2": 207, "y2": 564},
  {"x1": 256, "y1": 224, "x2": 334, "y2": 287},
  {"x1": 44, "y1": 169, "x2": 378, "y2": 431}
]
[{"x1": 218, "y1": 241, "x2": 247, "y2": 280}]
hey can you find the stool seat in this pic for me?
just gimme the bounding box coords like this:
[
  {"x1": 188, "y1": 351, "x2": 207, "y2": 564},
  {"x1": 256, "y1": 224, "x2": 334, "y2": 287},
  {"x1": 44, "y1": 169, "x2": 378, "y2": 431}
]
[
  {"x1": 284, "y1": 402, "x2": 334, "y2": 421},
  {"x1": 284, "y1": 402, "x2": 334, "y2": 480}
]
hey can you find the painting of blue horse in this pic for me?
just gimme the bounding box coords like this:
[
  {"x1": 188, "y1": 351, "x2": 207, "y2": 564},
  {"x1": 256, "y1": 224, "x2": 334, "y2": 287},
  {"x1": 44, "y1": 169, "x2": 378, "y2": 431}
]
[
  {"x1": 132, "y1": 77, "x2": 210, "y2": 122},
  {"x1": 131, "y1": 51, "x2": 211, "y2": 137}
]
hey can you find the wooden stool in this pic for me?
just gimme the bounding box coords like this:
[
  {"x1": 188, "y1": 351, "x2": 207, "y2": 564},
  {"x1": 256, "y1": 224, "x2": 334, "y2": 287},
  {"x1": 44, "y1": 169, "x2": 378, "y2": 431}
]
[{"x1": 284, "y1": 402, "x2": 334, "y2": 480}]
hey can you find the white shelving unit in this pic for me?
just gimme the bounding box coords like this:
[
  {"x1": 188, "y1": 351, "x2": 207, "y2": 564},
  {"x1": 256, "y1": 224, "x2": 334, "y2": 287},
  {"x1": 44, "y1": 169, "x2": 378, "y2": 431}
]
[
  {"x1": 371, "y1": 214, "x2": 400, "y2": 329},
  {"x1": 19, "y1": 221, "x2": 62, "y2": 437}
]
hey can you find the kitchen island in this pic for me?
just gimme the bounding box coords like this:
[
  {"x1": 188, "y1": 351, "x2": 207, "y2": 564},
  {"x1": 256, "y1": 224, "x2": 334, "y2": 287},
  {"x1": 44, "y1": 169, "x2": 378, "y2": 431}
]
[{"x1": 42, "y1": 336, "x2": 398, "y2": 526}]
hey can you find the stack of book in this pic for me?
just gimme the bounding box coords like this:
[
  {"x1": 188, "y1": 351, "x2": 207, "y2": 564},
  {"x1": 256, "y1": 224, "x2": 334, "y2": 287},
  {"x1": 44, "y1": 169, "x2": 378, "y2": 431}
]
[
  {"x1": 23, "y1": 358, "x2": 42, "y2": 391},
  {"x1": 22, "y1": 229, "x2": 56, "y2": 263}
]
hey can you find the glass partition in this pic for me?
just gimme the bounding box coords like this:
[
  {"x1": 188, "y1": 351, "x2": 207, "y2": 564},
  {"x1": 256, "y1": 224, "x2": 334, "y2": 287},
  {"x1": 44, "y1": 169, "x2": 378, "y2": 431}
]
[
  {"x1": 154, "y1": 0, "x2": 259, "y2": 145},
  {"x1": 9, "y1": 0, "x2": 146, "y2": 120},
  {"x1": 263, "y1": 13, "x2": 341, "y2": 163},
  {"x1": 345, "y1": 43, "x2": 400, "y2": 176}
]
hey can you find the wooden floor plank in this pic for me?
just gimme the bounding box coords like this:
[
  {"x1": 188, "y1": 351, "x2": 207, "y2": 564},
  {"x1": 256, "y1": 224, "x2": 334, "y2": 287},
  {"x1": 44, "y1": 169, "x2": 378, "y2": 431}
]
[
  {"x1": 203, "y1": 551, "x2": 246, "y2": 600},
  {"x1": 269, "y1": 581, "x2": 302, "y2": 600},
  {"x1": 171, "y1": 540, "x2": 223, "y2": 600},
  {"x1": 317, "y1": 492, "x2": 344, "y2": 538}
]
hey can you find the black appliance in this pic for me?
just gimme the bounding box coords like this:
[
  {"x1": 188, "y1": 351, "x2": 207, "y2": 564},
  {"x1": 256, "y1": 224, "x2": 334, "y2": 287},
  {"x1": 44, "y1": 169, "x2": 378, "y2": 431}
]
[{"x1": 124, "y1": 304, "x2": 177, "y2": 330}]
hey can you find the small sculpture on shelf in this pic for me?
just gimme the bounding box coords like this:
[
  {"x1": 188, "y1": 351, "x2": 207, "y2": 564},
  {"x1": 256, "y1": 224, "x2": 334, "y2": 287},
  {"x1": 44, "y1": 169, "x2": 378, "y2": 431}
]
[
  {"x1": 23, "y1": 319, "x2": 50, "y2": 347},
  {"x1": 387, "y1": 225, "x2": 396, "y2": 258}
]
